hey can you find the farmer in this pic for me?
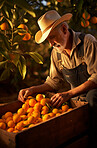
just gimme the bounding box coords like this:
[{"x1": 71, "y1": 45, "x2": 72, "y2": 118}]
[{"x1": 18, "y1": 10, "x2": 97, "y2": 147}]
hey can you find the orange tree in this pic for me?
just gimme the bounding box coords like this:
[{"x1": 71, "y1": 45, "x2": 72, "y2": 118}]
[{"x1": 0, "y1": 0, "x2": 43, "y2": 91}]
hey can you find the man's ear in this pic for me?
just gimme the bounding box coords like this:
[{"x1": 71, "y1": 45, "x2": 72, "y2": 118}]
[{"x1": 61, "y1": 24, "x2": 67, "y2": 34}]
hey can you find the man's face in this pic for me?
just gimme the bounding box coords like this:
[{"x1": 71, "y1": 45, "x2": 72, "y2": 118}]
[{"x1": 47, "y1": 24, "x2": 68, "y2": 52}]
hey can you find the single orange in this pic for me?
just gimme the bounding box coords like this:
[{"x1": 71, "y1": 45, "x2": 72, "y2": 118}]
[
  {"x1": 62, "y1": 104, "x2": 69, "y2": 112},
  {"x1": 48, "y1": 112, "x2": 55, "y2": 118},
  {"x1": 90, "y1": 16, "x2": 97, "y2": 24},
  {"x1": 36, "y1": 94, "x2": 44, "y2": 102},
  {"x1": 27, "y1": 107, "x2": 34, "y2": 113},
  {"x1": 17, "y1": 108, "x2": 26, "y2": 115},
  {"x1": 7, "y1": 120, "x2": 15, "y2": 128},
  {"x1": 4, "y1": 112, "x2": 13, "y2": 119},
  {"x1": 29, "y1": 99, "x2": 37, "y2": 107},
  {"x1": 18, "y1": 24, "x2": 28, "y2": 35},
  {"x1": 34, "y1": 102, "x2": 42, "y2": 111},
  {"x1": 13, "y1": 114, "x2": 21, "y2": 123},
  {"x1": 1, "y1": 22, "x2": 9, "y2": 30},
  {"x1": 42, "y1": 114, "x2": 50, "y2": 121},
  {"x1": 7, "y1": 127, "x2": 14, "y2": 132},
  {"x1": 40, "y1": 98, "x2": 47, "y2": 106},
  {"x1": 52, "y1": 108, "x2": 59, "y2": 114},
  {"x1": 6, "y1": 116, "x2": 13, "y2": 124},
  {"x1": 0, "y1": 122, "x2": 6, "y2": 130},
  {"x1": 81, "y1": 20, "x2": 89, "y2": 27},
  {"x1": 22, "y1": 33, "x2": 31, "y2": 41},
  {"x1": 28, "y1": 116, "x2": 35, "y2": 124},
  {"x1": 22, "y1": 103, "x2": 29, "y2": 111},
  {"x1": 82, "y1": 12, "x2": 90, "y2": 20}
]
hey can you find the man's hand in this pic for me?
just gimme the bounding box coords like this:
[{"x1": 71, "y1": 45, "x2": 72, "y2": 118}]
[
  {"x1": 50, "y1": 91, "x2": 71, "y2": 108},
  {"x1": 18, "y1": 87, "x2": 33, "y2": 103}
]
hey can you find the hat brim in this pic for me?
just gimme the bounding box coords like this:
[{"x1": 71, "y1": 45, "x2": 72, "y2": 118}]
[{"x1": 35, "y1": 13, "x2": 72, "y2": 44}]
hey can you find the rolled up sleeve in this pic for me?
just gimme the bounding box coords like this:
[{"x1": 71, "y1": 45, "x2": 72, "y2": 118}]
[
  {"x1": 45, "y1": 49, "x2": 64, "y2": 90},
  {"x1": 84, "y1": 35, "x2": 97, "y2": 84}
]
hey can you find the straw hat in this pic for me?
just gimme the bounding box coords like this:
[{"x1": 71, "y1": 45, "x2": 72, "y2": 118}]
[{"x1": 35, "y1": 10, "x2": 72, "y2": 44}]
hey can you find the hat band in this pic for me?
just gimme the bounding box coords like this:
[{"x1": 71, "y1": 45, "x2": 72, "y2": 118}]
[{"x1": 42, "y1": 20, "x2": 57, "y2": 34}]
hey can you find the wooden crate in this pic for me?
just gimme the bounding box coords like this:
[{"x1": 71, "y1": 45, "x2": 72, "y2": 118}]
[{"x1": 0, "y1": 99, "x2": 89, "y2": 148}]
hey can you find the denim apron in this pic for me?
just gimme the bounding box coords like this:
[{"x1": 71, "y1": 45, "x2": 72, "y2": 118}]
[{"x1": 57, "y1": 33, "x2": 90, "y2": 100}]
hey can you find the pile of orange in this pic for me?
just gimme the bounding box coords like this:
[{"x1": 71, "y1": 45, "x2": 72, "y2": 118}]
[{"x1": 0, "y1": 94, "x2": 72, "y2": 133}]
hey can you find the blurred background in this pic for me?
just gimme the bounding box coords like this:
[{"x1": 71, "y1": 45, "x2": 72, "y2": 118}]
[{"x1": 0, "y1": 0, "x2": 97, "y2": 103}]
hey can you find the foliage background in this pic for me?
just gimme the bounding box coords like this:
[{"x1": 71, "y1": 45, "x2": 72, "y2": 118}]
[{"x1": 0, "y1": 0, "x2": 97, "y2": 102}]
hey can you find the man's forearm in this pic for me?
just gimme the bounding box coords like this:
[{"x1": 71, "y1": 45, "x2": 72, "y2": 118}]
[
  {"x1": 30, "y1": 83, "x2": 55, "y2": 94},
  {"x1": 68, "y1": 80, "x2": 97, "y2": 98}
]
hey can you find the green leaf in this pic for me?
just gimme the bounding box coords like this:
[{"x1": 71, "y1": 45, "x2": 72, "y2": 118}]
[
  {"x1": 0, "y1": 47, "x2": 10, "y2": 59},
  {"x1": 0, "y1": 0, "x2": 5, "y2": 9},
  {"x1": 11, "y1": 53, "x2": 20, "y2": 66},
  {"x1": 6, "y1": 18, "x2": 13, "y2": 29},
  {"x1": 14, "y1": 28, "x2": 28, "y2": 34},
  {"x1": 4, "y1": 5, "x2": 9, "y2": 18},
  {"x1": 0, "y1": 68, "x2": 10, "y2": 81},
  {"x1": 13, "y1": 34, "x2": 24, "y2": 43},
  {"x1": 26, "y1": 52, "x2": 43, "y2": 64},
  {"x1": 18, "y1": 55, "x2": 26, "y2": 79},
  {"x1": 0, "y1": 60, "x2": 7, "y2": 67},
  {"x1": 77, "y1": 0, "x2": 83, "y2": 13},
  {"x1": 6, "y1": 0, "x2": 36, "y2": 17},
  {"x1": 0, "y1": 33, "x2": 11, "y2": 51}
]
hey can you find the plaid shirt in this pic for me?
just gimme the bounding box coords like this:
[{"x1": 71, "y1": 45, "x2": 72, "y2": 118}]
[{"x1": 45, "y1": 29, "x2": 97, "y2": 90}]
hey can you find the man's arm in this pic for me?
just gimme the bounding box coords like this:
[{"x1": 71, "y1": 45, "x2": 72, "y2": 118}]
[
  {"x1": 18, "y1": 83, "x2": 54, "y2": 102},
  {"x1": 51, "y1": 80, "x2": 97, "y2": 107}
]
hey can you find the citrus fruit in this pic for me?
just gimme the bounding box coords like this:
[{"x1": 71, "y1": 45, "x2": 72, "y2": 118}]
[
  {"x1": 81, "y1": 20, "x2": 89, "y2": 27},
  {"x1": 22, "y1": 33, "x2": 31, "y2": 41},
  {"x1": 62, "y1": 104, "x2": 69, "y2": 112},
  {"x1": 1, "y1": 22, "x2": 9, "y2": 30},
  {"x1": 4, "y1": 112, "x2": 13, "y2": 119},
  {"x1": 18, "y1": 24, "x2": 28, "y2": 35},
  {"x1": 82, "y1": 12, "x2": 90, "y2": 20},
  {"x1": 13, "y1": 114, "x2": 21, "y2": 123},
  {"x1": 29, "y1": 99, "x2": 37, "y2": 107},
  {"x1": 90, "y1": 16, "x2": 97, "y2": 24},
  {"x1": 36, "y1": 94, "x2": 44, "y2": 102},
  {"x1": 0, "y1": 122, "x2": 6, "y2": 130},
  {"x1": 7, "y1": 120, "x2": 15, "y2": 128}
]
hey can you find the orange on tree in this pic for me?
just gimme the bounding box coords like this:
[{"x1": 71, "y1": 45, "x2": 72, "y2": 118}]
[
  {"x1": 81, "y1": 20, "x2": 89, "y2": 28},
  {"x1": 90, "y1": 16, "x2": 97, "y2": 24},
  {"x1": 29, "y1": 98, "x2": 37, "y2": 107},
  {"x1": 0, "y1": 22, "x2": 9, "y2": 30},
  {"x1": 17, "y1": 24, "x2": 28, "y2": 35},
  {"x1": 57, "y1": 0, "x2": 63, "y2": 2},
  {"x1": 22, "y1": 33, "x2": 31, "y2": 41},
  {"x1": 36, "y1": 94, "x2": 44, "y2": 102},
  {"x1": 0, "y1": 122, "x2": 6, "y2": 130},
  {"x1": 82, "y1": 12, "x2": 90, "y2": 20}
]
